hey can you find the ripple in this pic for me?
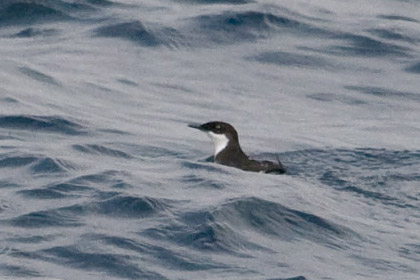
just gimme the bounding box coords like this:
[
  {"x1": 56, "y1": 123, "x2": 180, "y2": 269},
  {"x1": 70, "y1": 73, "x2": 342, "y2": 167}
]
[
  {"x1": 0, "y1": 180, "x2": 19, "y2": 189},
  {"x1": 307, "y1": 92, "x2": 366, "y2": 105},
  {"x1": 9, "y1": 209, "x2": 83, "y2": 228},
  {"x1": 0, "y1": 264, "x2": 40, "y2": 277},
  {"x1": 117, "y1": 78, "x2": 139, "y2": 87},
  {"x1": 18, "y1": 188, "x2": 67, "y2": 199},
  {"x1": 19, "y1": 67, "x2": 60, "y2": 86},
  {"x1": 20, "y1": 195, "x2": 174, "y2": 219},
  {"x1": 378, "y1": 14, "x2": 419, "y2": 23},
  {"x1": 405, "y1": 62, "x2": 420, "y2": 74},
  {"x1": 282, "y1": 148, "x2": 420, "y2": 173},
  {"x1": 182, "y1": 161, "x2": 228, "y2": 173},
  {"x1": 251, "y1": 51, "x2": 329, "y2": 68},
  {"x1": 0, "y1": 97, "x2": 19, "y2": 103},
  {"x1": 340, "y1": 185, "x2": 409, "y2": 207},
  {"x1": 0, "y1": 115, "x2": 85, "y2": 135},
  {"x1": 78, "y1": 195, "x2": 173, "y2": 218},
  {"x1": 130, "y1": 144, "x2": 181, "y2": 158},
  {"x1": 6, "y1": 235, "x2": 56, "y2": 244},
  {"x1": 345, "y1": 85, "x2": 420, "y2": 102},
  {"x1": 282, "y1": 148, "x2": 420, "y2": 208},
  {"x1": 13, "y1": 27, "x2": 58, "y2": 38},
  {"x1": 181, "y1": 174, "x2": 225, "y2": 189},
  {"x1": 329, "y1": 33, "x2": 411, "y2": 57},
  {"x1": 73, "y1": 144, "x2": 132, "y2": 158},
  {"x1": 367, "y1": 28, "x2": 417, "y2": 43},
  {"x1": 67, "y1": 171, "x2": 131, "y2": 191},
  {"x1": 66, "y1": 0, "x2": 115, "y2": 9},
  {"x1": 18, "y1": 181, "x2": 93, "y2": 199},
  {"x1": 267, "y1": 277, "x2": 307, "y2": 280},
  {"x1": 399, "y1": 243, "x2": 420, "y2": 262}
]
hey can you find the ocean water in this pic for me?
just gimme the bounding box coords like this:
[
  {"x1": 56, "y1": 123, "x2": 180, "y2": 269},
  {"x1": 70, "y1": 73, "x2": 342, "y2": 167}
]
[{"x1": 1, "y1": 0, "x2": 420, "y2": 279}]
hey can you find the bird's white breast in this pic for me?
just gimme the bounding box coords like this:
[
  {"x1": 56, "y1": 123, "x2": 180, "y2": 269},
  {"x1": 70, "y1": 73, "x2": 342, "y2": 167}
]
[{"x1": 207, "y1": 132, "x2": 229, "y2": 157}]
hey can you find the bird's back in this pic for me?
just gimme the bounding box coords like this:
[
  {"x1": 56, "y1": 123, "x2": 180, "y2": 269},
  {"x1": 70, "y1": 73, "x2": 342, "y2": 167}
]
[{"x1": 216, "y1": 147, "x2": 286, "y2": 174}]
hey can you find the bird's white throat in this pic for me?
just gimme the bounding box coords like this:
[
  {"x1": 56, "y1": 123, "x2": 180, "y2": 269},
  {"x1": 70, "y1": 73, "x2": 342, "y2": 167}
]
[{"x1": 207, "y1": 132, "x2": 229, "y2": 157}]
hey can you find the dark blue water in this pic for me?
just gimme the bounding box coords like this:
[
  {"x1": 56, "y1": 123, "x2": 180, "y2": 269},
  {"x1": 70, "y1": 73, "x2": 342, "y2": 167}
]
[{"x1": 1, "y1": 1, "x2": 420, "y2": 279}]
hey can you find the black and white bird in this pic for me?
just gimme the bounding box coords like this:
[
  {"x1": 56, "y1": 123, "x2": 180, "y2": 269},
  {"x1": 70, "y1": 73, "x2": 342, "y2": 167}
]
[{"x1": 188, "y1": 121, "x2": 286, "y2": 174}]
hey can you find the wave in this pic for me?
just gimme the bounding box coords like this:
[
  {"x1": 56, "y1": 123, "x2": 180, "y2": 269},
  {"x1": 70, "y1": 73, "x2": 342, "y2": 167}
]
[
  {"x1": 143, "y1": 196, "x2": 350, "y2": 256},
  {"x1": 0, "y1": 115, "x2": 85, "y2": 135},
  {"x1": 0, "y1": 153, "x2": 75, "y2": 174},
  {"x1": 0, "y1": 2, "x2": 72, "y2": 26},
  {"x1": 89, "y1": 233, "x2": 228, "y2": 271},
  {"x1": 94, "y1": 20, "x2": 183, "y2": 47},
  {"x1": 0, "y1": 155, "x2": 38, "y2": 168},
  {"x1": 8, "y1": 195, "x2": 173, "y2": 228},
  {"x1": 177, "y1": 0, "x2": 251, "y2": 4},
  {"x1": 0, "y1": 0, "x2": 117, "y2": 26},
  {"x1": 94, "y1": 20, "x2": 160, "y2": 46},
  {"x1": 32, "y1": 157, "x2": 75, "y2": 173},
  {"x1": 215, "y1": 197, "x2": 348, "y2": 242},
  {"x1": 193, "y1": 11, "x2": 316, "y2": 44},
  {"x1": 12, "y1": 245, "x2": 167, "y2": 279},
  {"x1": 143, "y1": 219, "x2": 264, "y2": 257}
]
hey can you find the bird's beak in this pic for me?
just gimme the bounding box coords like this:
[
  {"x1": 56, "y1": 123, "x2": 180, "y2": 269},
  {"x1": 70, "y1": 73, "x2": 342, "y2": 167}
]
[{"x1": 188, "y1": 123, "x2": 206, "y2": 131}]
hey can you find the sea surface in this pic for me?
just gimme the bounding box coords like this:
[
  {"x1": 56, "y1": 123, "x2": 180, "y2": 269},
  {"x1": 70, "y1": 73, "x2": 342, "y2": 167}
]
[{"x1": 1, "y1": 1, "x2": 420, "y2": 279}]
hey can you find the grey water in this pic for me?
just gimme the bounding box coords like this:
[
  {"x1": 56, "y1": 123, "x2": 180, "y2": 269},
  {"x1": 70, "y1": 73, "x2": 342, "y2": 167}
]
[{"x1": 1, "y1": 0, "x2": 420, "y2": 279}]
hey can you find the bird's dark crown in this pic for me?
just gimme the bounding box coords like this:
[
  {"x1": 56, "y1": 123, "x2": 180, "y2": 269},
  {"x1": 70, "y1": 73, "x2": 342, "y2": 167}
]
[{"x1": 189, "y1": 121, "x2": 238, "y2": 140}]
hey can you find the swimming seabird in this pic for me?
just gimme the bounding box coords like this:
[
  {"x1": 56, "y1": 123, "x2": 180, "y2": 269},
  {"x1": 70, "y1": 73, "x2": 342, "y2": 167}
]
[{"x1": 189, "y1": 121, "x2": 286, "y2": 174}]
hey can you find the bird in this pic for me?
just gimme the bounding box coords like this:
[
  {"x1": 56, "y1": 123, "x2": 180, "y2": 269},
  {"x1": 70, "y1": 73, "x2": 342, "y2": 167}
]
[{"x1": 188, "y1": 121, "x2": 286, "y2": 174}]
